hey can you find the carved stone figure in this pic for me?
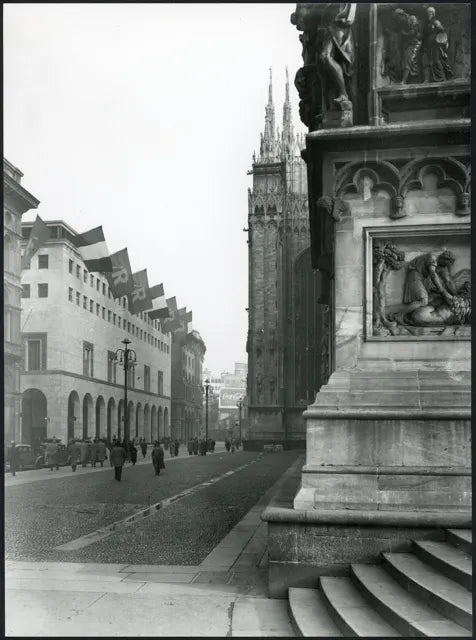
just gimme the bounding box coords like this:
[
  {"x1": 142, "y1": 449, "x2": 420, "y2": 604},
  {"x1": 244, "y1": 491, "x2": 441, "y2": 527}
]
[
  {"x1": 373, "y1": 243, "x2": 406, "y2": 336},
  {"x1": 291, "y1": 3, "x2": 356, "y2": 129},
  {"x1": 395, "y1": 9, "x2": 422, "y2": 84},
  {"x1": 421, "y1": 6, "x2": 453, "y2": 83},
  {"x1": 402, "y1": 251, "x2": 453, "y2": 312},
  {"x1": 456, "y1": 192, "x2": 470, "y2": 217},
  {"x1": 406, "y1": 280, "x2": 470, "y2": 327},
  {"x1": 256, "y1": 374, "x2": 263, "y2": 395}
]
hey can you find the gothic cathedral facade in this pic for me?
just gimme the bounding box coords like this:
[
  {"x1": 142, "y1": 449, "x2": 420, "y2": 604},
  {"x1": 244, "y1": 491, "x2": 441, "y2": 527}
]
[{"x1": 245, "y1": 70, "x2": 329, "y2": 449}]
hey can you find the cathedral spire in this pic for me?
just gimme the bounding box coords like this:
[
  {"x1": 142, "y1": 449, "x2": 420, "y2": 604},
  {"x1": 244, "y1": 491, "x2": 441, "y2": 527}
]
[
  {"x1": 281, "y1": 66, "x2": 295, "y2": 159},
  {"x1": 259, "y1": 67, "x2": 277, "y2": 161}
]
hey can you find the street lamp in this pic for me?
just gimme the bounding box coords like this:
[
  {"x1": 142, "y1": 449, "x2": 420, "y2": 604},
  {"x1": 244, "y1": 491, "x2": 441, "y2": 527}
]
[
  {"x1": 204, "y1": 378, "x2": 210, "y2": 450},
  {"x1": 115, "y1": 338, "x2": 137, "y2": 443},
  {"x1": 236, "y1": 397, "x2": 243, "y2": 444}
]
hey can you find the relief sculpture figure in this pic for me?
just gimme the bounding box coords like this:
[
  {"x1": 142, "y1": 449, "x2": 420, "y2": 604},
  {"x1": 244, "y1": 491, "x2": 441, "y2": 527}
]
[
  {"x1": 421, "y1": 6, "x2": 453, "y2": 83},
  {"x1": 394, "y1": 9, "x2": 422, "y2": 84}
]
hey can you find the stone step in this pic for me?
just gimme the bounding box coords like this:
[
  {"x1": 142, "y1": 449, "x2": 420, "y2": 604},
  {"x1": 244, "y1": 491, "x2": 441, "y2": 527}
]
[
  {"x1": 382, "y1": 552, "x2": 472, "y2": 631},
  {"x1": 413, "y1": 540, "x2": 472, "y2": 590},
  {"x1": 319, "y1": 576, "x2": 401, "y2": 637},
  {"x1": 446, "y1": 529, "x2": 473, "y2": 555},
  {"x1": 288, "y1": 587, "x2": 342, "y2": 637},
  {"x1": 350, "y1": 564, "x2": 471, "y2": 637}
]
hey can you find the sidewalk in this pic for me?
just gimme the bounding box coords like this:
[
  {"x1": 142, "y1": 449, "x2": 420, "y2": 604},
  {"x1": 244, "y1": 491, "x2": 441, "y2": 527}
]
[
  {"x1": 5, "y1": 454, "x2": 304, "y2": 637},
  {"x1": 4, "y1": 442, "x2": 227, "y2": 488}
]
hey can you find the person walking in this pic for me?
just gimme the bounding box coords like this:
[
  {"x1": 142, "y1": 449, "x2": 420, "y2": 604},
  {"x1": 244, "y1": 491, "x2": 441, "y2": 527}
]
[
  {"x1": 110, "y1": 441, "x2": 126, "y2": 481},
  {"x1": 67, "y1": 438, "x2": 81, "y2": 472},
  {"x1": 8, "y1": 442, "x2": 19, "y2": 477},
  {"x1": 174, "y1": 439, "x2": 179, "y2": 457},
  {"x1": 225, "y1": 438, "x2": 231, "y2": 453},
  {"x1": 45, "y1": 438, "x2": 60, "y2": 471},
  {"x1": 129, "y1": 441, "x2": 138, "y2": 466},
  {"x1": 90, "y1": 439, "x2": 98, "y2": 468},
  {"x1": 140, "y1": 438, "x2": 147, "y2": 459},
  {"x1": 77, "y1": 440, "x2": 88, "y2": 468},
  {"x1": 211, "y1": 438, "x2": 216, "y2": 453},
  {"x1": 169, "y1": 440, "x2": 174, "y2": 457},
  {"x1": 96, "y1": 439, "x2": 107, "y2": 468},
  {"x1": 231, "y1": 438, "x2": 236, "y2": 454},
  {"x1": 152, "y1": 442, "x2": 165, "y2": 476},
  {"x1": 187, "y1": 439, "x2": 193, "y2": 456},
  {"x1": 108, "y1": 439, "x2": 114, "y2": 467},
  {"x1": 193, "y1": 437, "x2": 198, "y2": 455}
]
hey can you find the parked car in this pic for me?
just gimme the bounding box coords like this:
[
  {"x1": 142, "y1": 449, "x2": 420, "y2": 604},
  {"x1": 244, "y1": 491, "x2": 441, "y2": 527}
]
[
  {"x1": 5, "y1": 444, "x2": 43, "y2": 471},
  {"x1": 35, "y1": 442, "x2": 70, "y2": 468}
]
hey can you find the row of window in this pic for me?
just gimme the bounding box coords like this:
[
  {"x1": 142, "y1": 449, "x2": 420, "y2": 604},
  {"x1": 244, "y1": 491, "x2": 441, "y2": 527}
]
[
  {"x1": 25, "y1": 252, "x2": 166, "y2": 335},
  {"x1": 68, "y1": 287, "x2": 169, "y2": 352},
  {"x1": 24, "y1": 336, "x2": 165, "y2": 396},
  {"x1": 22, "y1": 283, "x2": 48, "y2": 298}
]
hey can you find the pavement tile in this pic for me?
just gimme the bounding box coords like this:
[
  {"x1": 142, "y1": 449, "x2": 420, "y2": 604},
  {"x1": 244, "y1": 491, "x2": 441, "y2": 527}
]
[
  {"x1": 119, "y1": 564, "x2": 201, "y2": 573},
  {"x1": 123, "y1": 572, "x2": 197, "y2": 583},
  {"x1": 135, "y1": 581, "x2": 242, "y2": 596},
  {"x1": 192, "y1": 571, "x2": 233, "y2": 584},
  {"x1": 6, "y1": 570, "x2": 128, "y2": 583},
  {"x1": 232, "y1": 597, "x2": 293, "y2": 632},
  {"x1": 231, "y1": 552, "x2": 263, "y2": 568},
  {"x1": 6, "y1": 577, "x2": 145, "y2": 594}
]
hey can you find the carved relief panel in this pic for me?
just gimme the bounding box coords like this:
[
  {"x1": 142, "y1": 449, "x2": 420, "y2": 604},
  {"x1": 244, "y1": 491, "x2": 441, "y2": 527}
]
[{"x1": 366, "y1": 225, "x2": 470, "y2": 340}]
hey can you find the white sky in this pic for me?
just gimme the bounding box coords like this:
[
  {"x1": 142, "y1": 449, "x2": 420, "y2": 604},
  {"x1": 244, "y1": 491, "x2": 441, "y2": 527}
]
[{"x1": 4, "y1": 3, "x2": 305, "y2": 374}]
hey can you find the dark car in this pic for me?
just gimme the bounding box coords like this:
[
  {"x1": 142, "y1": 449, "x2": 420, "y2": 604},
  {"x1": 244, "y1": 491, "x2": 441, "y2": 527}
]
[
  {"x1": 5, "y1": 444, "x2": 43, "y2": 471},
  {"x1": 35, "y1": 442, "x2": 70, "y2": 468}
]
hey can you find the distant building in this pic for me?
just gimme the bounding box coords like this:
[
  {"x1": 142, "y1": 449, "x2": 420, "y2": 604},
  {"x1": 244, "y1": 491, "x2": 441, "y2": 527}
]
[
  {"x1": 20, "y1": 219, "x2": 171, "y2": 445},
  {"x1": 246, "y1": 69, "x2": 324, "y2": 449},
  {"x1": 4, "y1": 159, "x2": 40, "y2": 445},
  {"x1": 202, "y1": 363, "x2": 247, "y2": 439},
  {"x1": 171, "y1": 326, "x2": 206, "y2": 441}
]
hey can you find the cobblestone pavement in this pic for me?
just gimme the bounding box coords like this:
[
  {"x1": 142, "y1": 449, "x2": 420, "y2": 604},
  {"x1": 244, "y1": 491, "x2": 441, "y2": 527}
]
[{"x1": 5, "y1": 449, "x2": 299, "y2": 565}]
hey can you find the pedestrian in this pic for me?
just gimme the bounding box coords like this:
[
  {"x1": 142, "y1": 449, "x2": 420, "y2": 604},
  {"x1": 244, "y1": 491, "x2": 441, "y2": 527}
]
[
  {"x1": 193, "y1": 437, "x2": 198, "y2": 455},
  {"x1": 231, "y1": 438, "x2": 236, "y2": 454},
  {"x1": 152, "y1": 442, "x2": 165, "y2": 475},
  {"x1": 45, "y1": 438, "x2": 60, "y2": 471},
  {"x1": 187, "y1": 439, "x2": 193, "y2": 456},
  {"x1": 140, "y1": 439, "x2": 147, "y2": 458},
  {"x1": 121, "y1": 439, "x2": 130, "y2": 463},
  {"x1": 169, "y1": 441, "x2": 174, "y2": 457},
  {"x1": 173, "y1": 439, "x2": 179, "y2": 457},
  {"x1": 225, "y1": 438, "x2": 230, "y2": 453},
  {"x1": 8, "y1": 441, "x2": 19, "y2": 477},
  {"x1": 108, "y1": 440, "x2": 114, "y2": 467},
  {"x1": 110, "y1": 441, "x2": 126, "y2": 481},
  {"x1": 211, "y1": 439, "x2": 216, "y2": 453},
  {"x1": 96, "y1": 439, "x2": 107, "y2": 467},
  {"x1": 129, "y1": 441, "x2": 137, "y2": 466},
  {"x1": 90, "y1": 439, "x2": 98, "y2": 468},
  {"x1": 77, "y1": 440, "x2": 88, "y2": 468},
  {"x1": 67, "y1": 438, "x2": 80, "y2": 472}
]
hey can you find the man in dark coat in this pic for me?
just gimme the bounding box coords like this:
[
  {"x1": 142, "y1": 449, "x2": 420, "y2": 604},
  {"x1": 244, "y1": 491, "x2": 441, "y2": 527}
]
[
  {"x1": 96, "y1": 439, "x2": 107, "y2": 467},
  {"x1": 110, "y1": 441, "x2": 127, "y2": 481},
  {"x1": 193, "y1": 438, "x2": 198, "y2": 455},
  {"x1": 140, "y1": 438, "x2": 147, "y2": 458},
  {"x1": 129, "y1": 441, "x2": 137, "y2": 465},
  {"x1": 225, "y1": 439, "x2": 231, "y2": 452},
  {"x1": 8, "y1": 442, "x2": 19, "y2": 477},
  {"x1": 152, "y1": 442, "x2": 165, "y2": 475},
  {"x1": 174, "y1": 439, "x2": 179, "y2": 457},
  {"x1": 211, "y1": 439, "x2": 216, "y2": 453},
  {"x1": 67, "y1": 439, "x2": 81, "y2": 472},
  {"x1": 90, "y1": 439, "x2": 98, "y2": 468}
]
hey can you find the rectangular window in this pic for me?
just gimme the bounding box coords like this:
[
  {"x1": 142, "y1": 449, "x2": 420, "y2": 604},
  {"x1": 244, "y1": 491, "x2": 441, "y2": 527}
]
[
  {"x1": 90, "y1": 274, "x2": 94, "y2": 287},
  {"x1": 69, "y1": 259, "x2": 73, "y2": 274},
  {"x1": 167, "y1": 345, "x2": 169, "y2": 353},
  {"x1": 108, "y1": 310, "x2": 112, "y2": 323},
  {"x1": 38, "y1": 254, "x2": 49, "y2": 269},
  {"x1": 102, "y1": 282, "x2": 106, "y2": 296},
  {"x1": 123, "y1": 319, "x2": 127, "y2": 329},
  {"x1": 76, "y1": 291, "x2": 80, "y2": 305},
  {"x1": 83, "y1": 296, "x2": 87, "y2": 309},
  {"x1": 144, "y1": 365, "x2": 150, "y2": 392},
  {"x1": 83, "y1": 341, "x2": 94, "y2": 377},
  {"x1": 90, "y1": 299, "x2": 94, "y2": 313},
  {"x1": 127, "y1": 321, "x2": 131, "y2": 333},
  {"x1": 96, "y1": 279, "x2": 100, "y2": 291},
  {"x1": 107, "y1": 350, "x2": 117, "y2": 383},
  {"x1": 68, "y1": 287, "x2": 73, "y2": 302},
  {"x1": 102, "y1": 306, "x2": 106, "y2": 319},
  {"x1": 22, "y1": 284, "x2": 31, "y2": 298},
  {"x1": 157, "y1": 370, "x2": 163, "y2": 395},
  {"x1": 113, "y1": 313, "x2": 116, "y2": 325},
  {"x1": 76, "y1": 265, "x2": 81, "y2": 278},
  {"x1": 27, "y1": 340, "x2": 41, "y2": 370},
  {"x1": 96, "y1": 303, "x2": 100, "y2": 316},
  {"x1": 83, "y1": 269, "x2": 88, "y2": 283},
  {"x1": 38, "y1": 283, "x2": 48, "y2": 298}
]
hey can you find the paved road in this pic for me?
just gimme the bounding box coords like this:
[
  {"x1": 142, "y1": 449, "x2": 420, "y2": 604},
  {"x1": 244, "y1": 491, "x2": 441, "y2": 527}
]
[{"x1": 5, "y1": 450, "x2": 298, "y2": 565}]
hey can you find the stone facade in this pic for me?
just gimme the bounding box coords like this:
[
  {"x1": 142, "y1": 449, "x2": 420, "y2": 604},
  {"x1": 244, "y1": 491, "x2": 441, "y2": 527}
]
[
  {"x1": 171, "y1": 327, "x2": 206, "y2": 442},
  {"x1": 246, "y1": 69, "x2": 325, "y2": 449},
  {"x1": 20, "y1": 220, "x2": 171, "y2": 446},
  {"x1": 263, "y1": 2, "x2": 471, "y2": 595},
  {"x1": 4, "y1": 158, "x2": 39, "y2": 446}
]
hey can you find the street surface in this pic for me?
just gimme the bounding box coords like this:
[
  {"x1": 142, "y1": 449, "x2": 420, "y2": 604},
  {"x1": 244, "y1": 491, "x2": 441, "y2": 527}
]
[{"x1": 5, "y1": 448, "x2": 299, "y2": 566}]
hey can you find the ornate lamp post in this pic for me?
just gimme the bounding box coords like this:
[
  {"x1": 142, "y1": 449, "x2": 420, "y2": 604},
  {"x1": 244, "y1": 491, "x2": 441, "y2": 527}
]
[
  {"x1": 204, "y1": 378, "x2": 210, "y2": 449},
  {"x1": 115, "y1": 338, "x2": 137, "y2": 442},
  {"x1": 236, "y1": 397, "x2": 243, "y2": 443}
]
